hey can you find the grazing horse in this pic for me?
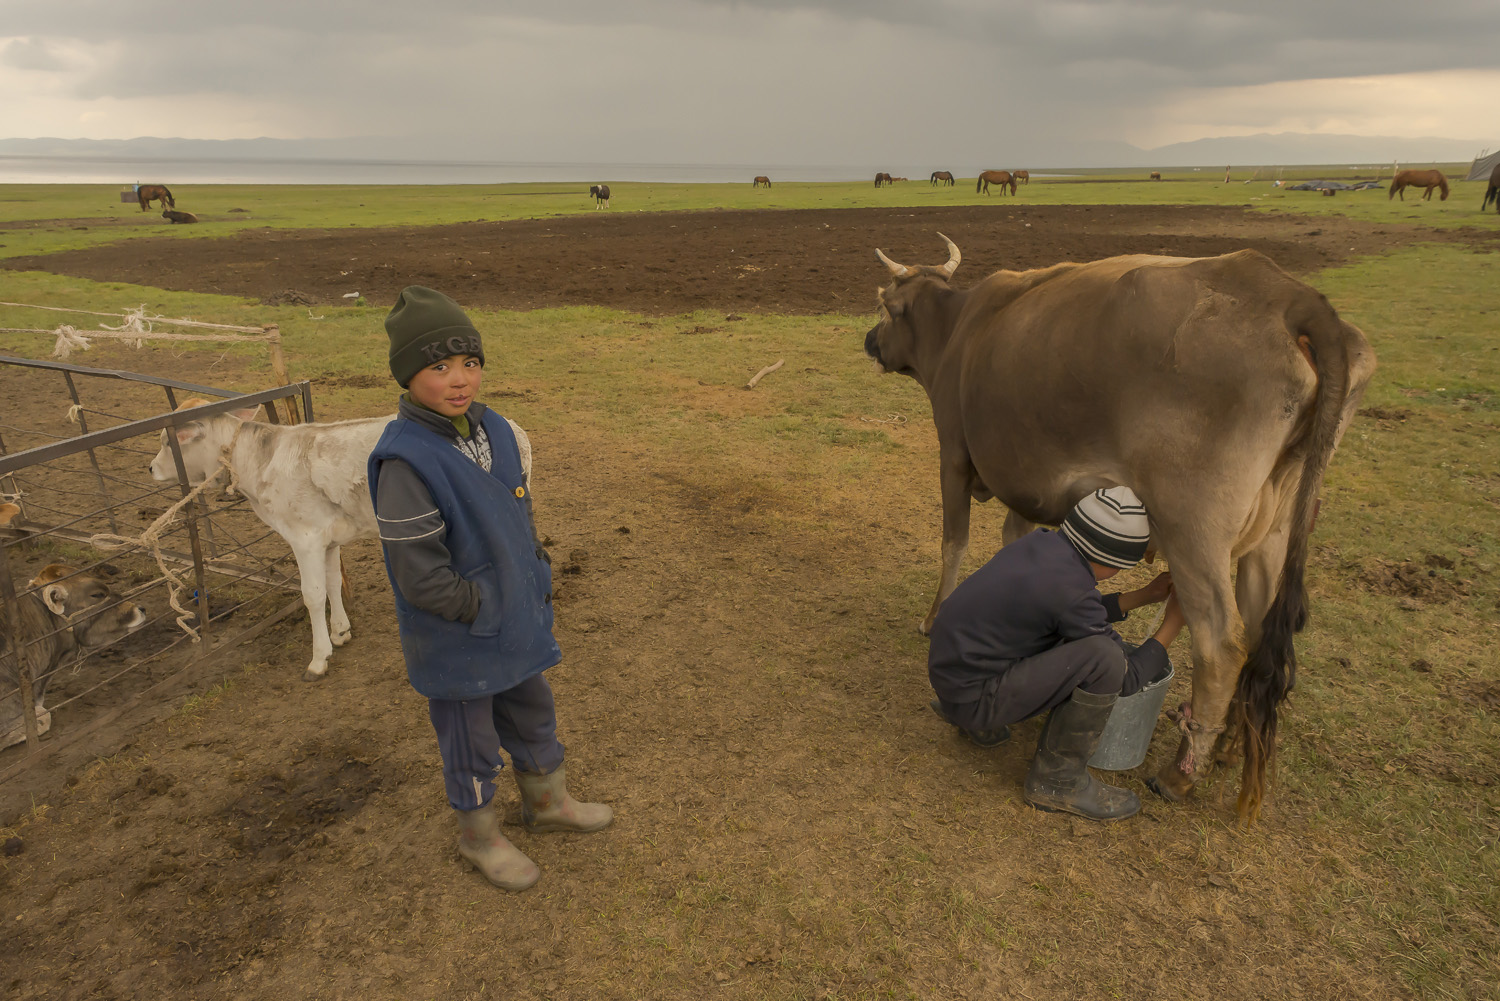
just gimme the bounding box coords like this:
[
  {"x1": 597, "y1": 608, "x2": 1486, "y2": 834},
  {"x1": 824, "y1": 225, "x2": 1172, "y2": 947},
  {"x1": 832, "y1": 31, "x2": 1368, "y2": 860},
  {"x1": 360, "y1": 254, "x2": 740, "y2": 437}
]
[
  {"x1": 976, "y1": 170, "x2": 1016, "y2": 195},
  {"x1": 1484, "y1": 163, "x2": 1500, "y2": 213},
  {"x1": 1389, "y1": 169, "x2": 1449, "y2": 201},
  {"x1": 136, "y1": 184, "x2": 174, "y2": 211},
  {"x1": 874, "y1": 172, "x2": 893, "y2": 188},
  {"x1": 589, "y1": 184, "x2": 611, "y2": 209},
  {"x1": 1013, "y1": 170, "x2": 1029, "y2": 185},
  {"x1": 753, "y1": 175, "x2": 772, "y2": 188},
  {"x1": 1150, "y1": 171, "x2": 1162, "y2": 181},
  {"x1": 930, "y1": 171, "x2": 955, "y2": 186}
]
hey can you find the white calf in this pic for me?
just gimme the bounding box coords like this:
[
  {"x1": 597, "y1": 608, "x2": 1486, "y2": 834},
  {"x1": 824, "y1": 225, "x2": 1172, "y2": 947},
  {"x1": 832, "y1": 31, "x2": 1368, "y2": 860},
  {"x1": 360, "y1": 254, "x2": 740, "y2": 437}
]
[{"x1": 150, "y1": 403, "x2": 531, "y2": 680}]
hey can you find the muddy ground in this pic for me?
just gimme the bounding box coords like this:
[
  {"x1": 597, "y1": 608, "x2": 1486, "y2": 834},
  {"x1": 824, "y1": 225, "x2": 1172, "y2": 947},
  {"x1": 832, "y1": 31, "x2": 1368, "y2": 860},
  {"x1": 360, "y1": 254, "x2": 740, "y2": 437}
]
[
  {"x1": 0, "y1": 206, "x2": 1489, "y2": 1000},
  {"x1": 6, "y1": 204, "x2": 1496, "y2": 315}
]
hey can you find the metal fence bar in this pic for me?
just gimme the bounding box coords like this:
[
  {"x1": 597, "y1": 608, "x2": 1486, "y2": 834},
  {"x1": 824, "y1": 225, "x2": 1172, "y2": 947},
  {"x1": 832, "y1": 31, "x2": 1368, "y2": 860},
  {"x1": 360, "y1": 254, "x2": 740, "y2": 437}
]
[
  {"x1": 62, "y1": 370, "x2": 120, "y2": 536},
  {"x1": 0, "y1": 353, "x2": 256, "y2": 398},
  {"x1": 0, "y1": 383, "x2": 310, "y2": 476}
]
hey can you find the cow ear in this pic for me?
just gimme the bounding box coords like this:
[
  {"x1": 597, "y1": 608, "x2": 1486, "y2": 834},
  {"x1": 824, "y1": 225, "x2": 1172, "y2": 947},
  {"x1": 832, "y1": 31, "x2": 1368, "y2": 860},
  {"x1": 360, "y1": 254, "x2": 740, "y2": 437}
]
[
  {"x1": 229, "y1": 406, "x2": 260, "y2": 422},
  {"x1": 42, "y1": 583, "x2": 68, "y2": 616},
  {"x1": 175, "y1": 422, "x2": 205, "y2": 444}
]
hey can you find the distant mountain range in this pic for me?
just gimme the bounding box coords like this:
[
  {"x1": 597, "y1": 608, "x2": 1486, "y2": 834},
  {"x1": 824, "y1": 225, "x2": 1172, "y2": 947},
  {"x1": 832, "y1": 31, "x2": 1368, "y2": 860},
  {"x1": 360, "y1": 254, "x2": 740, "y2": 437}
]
[{"x1": 0, "y1": 133, "x2": 1490, "y2": 169}]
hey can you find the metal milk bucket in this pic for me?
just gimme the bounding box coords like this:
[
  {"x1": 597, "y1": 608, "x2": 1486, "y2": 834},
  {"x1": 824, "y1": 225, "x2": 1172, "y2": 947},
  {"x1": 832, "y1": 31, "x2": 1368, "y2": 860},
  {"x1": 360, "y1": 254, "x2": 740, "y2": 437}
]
[{"x1": 1089, "y1": 662, "x2": 1175, "y2": 771}]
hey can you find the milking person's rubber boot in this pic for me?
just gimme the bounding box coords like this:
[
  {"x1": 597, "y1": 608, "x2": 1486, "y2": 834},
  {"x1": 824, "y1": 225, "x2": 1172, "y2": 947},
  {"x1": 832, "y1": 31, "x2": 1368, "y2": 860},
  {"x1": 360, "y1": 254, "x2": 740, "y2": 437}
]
[
  {"x1": 514, "y1": 762, "x2": 613, "y2": 833},
  {"x1": 453, "y1": 804, "x2": 540, "y2": 891},
  {"x1": 1023, "y1": 688, "x2": 1141, "y2": 821}
]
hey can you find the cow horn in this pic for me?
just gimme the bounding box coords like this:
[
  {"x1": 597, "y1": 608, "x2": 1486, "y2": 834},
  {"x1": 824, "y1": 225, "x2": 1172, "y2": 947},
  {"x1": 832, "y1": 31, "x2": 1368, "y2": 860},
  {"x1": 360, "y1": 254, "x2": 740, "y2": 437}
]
[
  {"x1": 875, "y1": 248, "x2": 910, "y2": 277},
  {"x1": 936, "y1": 232, "x2": 961, "y2": 277}
]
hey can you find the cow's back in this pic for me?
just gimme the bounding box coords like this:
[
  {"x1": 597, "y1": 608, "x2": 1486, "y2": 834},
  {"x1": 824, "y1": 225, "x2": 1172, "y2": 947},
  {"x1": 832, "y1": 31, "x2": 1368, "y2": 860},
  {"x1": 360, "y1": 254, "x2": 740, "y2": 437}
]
[{"x1": 947, "y1": 251, "x2": 1329, "y2": 522}]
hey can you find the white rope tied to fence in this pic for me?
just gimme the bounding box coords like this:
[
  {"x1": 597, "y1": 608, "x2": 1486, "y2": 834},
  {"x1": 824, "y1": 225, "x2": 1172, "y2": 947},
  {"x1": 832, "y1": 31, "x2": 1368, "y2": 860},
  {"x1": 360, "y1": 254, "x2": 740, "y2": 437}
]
[
  {"x1": 52, "y1": 324, "x2": 93, "y2": 357},
  {"x1": 88, "y1": 452, "x2": 238, "y2": 641}
]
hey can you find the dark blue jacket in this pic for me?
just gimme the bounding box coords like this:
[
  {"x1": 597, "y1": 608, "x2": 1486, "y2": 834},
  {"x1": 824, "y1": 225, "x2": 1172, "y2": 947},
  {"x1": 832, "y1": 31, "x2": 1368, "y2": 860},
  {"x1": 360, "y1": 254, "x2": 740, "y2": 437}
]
[{"x1": 368, "y1": 409, "x2": 559, "y2": 699}]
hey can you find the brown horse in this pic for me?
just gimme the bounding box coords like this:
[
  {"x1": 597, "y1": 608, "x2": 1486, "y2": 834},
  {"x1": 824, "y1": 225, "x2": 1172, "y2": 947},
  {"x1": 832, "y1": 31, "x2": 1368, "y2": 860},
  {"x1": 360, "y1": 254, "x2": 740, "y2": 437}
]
[
  {"x1": 1013, "y1": 169, "x2": 1029, "y2": 185},
  {"x1": 874, "y1": 172, "x2": 893, "y2": 187},
  {"x1": 1484, "y1": 163, "x2": 1500, "y2": 213},
  {"x1": 136, "y1": 184, "x2": 174, "y2": 211},
  {"x1": 930, "y1": 171, "x2": 955, "y2": 186},
  {"x1": 753, "y1": 175, "x2": 771, "y2": 188},
  {"x1": 1389, "y1": 169, "x2": 1449, "y2": 201},
  {"x1": 1150, "y1": 171, "x2": 1162, "y2": 181},
  {"x1": 976, "y1": 170, "x2": 1015, "y2": 195}
]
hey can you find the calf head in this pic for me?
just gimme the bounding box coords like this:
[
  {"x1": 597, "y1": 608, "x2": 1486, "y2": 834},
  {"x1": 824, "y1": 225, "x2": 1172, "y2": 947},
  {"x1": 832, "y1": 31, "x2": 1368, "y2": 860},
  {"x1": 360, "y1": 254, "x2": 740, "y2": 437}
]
[
  {"x1": 864, "y1": 234, "x2": 963, "y2": 386},
  {"x1": 149, "y1": 401, "x2": 258, "y2": 483},
  {"x1": 35, "y1": 564, "x2": 147, "y2": 649}
]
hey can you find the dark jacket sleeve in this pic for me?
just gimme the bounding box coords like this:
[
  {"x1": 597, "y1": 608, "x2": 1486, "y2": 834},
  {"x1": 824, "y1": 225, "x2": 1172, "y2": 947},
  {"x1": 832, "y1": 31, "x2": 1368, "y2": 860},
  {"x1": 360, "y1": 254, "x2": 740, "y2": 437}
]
[
  {"x1": 1056, "y1": 588, "x2": 1169, "y2": 697},
  {"x1": 373, "y1": 458, "x2": 481, "y2": 623},
  {"x1": 1101, "y1": 592, "x2": 1126, "y2": 622}
]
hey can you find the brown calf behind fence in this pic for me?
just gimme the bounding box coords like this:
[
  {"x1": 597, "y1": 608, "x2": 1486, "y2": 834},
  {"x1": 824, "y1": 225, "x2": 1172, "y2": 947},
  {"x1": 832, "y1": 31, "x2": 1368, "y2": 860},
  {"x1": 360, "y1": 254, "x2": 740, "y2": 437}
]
[{"x1": 0, "y1": 355, "x2": 314, "y2": 800}]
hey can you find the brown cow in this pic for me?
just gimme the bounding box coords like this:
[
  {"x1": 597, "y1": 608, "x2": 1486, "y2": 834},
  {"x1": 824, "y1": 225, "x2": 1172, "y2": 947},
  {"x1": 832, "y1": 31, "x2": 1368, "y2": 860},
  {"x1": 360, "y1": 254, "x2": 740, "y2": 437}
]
[
  {"x1": 1013, "y1": 170, "x2": 1029, "y2": 185},
  {"x1": 1150, "y1": 171, "x2": 1162, "y2": 181},
  {"x1": 753, "y1": 176, "x2": 772, "y2": 188},
  {"x1": 977, "y1": 170, "x2": 1016, "y2": 195},
  {"x1": 162, "y1": 209, "x2": 199, "y2": 223},
  {"x1": 3, "y1": 564, "x2": 147, "y2": 749},
  {"x1": 1484, "y1": 162, "x2": 1500, "y2": 213},
  {"x1": 1389, "y1": 169, "x2": 1448, "y2": 201},
  {"x1": 862, "y1": 235, "x2": 1375, "y2": 821}
]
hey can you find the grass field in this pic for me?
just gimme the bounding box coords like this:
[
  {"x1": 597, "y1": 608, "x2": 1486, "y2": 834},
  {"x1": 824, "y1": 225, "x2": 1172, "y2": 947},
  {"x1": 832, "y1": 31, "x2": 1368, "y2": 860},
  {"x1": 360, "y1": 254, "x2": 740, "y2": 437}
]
[
  {"x1": 0, "y1": 178, "x2": 1496, "y2": 999},
  {"x1": 1, "y1": 165, "x2": 1494, "y2": 260}
]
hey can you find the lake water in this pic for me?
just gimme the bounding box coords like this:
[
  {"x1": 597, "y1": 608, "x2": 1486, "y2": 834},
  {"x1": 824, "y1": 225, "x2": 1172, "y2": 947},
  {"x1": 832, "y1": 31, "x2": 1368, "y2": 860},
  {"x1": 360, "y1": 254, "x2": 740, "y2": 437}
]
[{"x1": 0, "y1": 155, "x2": 1074, "y2": 186}]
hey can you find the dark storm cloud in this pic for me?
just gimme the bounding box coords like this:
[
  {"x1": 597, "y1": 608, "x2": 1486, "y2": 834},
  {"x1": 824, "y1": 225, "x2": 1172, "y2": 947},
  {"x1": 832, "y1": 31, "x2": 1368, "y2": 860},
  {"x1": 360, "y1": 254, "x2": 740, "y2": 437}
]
[{"x1": 4, "y1": 0, "x2": 1495, "y2": 156}]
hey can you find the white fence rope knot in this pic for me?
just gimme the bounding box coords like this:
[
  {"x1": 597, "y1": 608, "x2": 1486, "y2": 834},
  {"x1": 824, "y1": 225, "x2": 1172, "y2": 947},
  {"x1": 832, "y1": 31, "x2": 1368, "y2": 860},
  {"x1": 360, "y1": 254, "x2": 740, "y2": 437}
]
[
  {"x1": 88, "y1": 452, "x2": 238, "y2": 641},
  {"x1": 52, "y1": 324, "x2": 92, "y2": 358}
]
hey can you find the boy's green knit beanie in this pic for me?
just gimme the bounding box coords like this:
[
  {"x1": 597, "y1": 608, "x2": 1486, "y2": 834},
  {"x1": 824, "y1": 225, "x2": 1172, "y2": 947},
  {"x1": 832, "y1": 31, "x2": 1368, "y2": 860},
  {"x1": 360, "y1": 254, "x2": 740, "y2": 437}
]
[{"x1": 384, "y1": 285, "x2": 484, "y2": 387}]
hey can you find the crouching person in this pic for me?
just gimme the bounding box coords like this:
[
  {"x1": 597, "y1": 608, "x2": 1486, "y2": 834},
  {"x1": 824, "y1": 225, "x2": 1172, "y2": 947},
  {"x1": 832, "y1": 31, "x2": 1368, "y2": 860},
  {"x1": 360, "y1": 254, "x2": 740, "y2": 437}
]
[
  {"x1": 370, "y1": 285, "x2": 611, "y2": 891},
  {"x1": 927, "y1": 487, "x2": 1185, "y2": 822}
]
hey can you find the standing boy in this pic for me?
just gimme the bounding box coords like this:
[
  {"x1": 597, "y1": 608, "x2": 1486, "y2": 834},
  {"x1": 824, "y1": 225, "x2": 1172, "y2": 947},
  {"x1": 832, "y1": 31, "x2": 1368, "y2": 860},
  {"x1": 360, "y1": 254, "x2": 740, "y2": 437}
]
[
  {"x1": 927, "y1": 487, "x2": 1185, "y2": 822},
  {"x1": 369, "y1": 285, "x2": 611, "y2": 891}
]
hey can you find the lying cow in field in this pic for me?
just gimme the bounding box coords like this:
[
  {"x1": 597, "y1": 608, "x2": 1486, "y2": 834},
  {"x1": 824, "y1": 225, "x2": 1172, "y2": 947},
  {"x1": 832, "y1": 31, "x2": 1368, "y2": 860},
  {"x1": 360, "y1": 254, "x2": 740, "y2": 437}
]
[
  {"x1": 864, "y1": 235, "x2": 1374, "y2": 821},
  {"x1": 3, "y1": 564, "x2": 146, "y2": 749},
  {"x1": 162, "y1": 209, "x2": 199, "y2": 224},
  {"x1": 149, "y1": 401, "x2": 532, "y2": 681}
]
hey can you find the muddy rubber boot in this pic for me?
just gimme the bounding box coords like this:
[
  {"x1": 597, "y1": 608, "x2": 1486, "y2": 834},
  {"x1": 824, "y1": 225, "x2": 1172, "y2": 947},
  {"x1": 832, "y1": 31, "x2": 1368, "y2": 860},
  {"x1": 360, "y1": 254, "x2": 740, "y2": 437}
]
[
  {"x1": 1023, "y1": 689, "x2": 1141, "y2": 821},
  {"x1": 454, "y1": 805, "x2": 540, "y2": 891},
  {"x1": 929, "y1": 699, "x2": 1010, "y2": 748},
  {"x1": 514, "y1": 763, "x2": 613, "y2": 833}
]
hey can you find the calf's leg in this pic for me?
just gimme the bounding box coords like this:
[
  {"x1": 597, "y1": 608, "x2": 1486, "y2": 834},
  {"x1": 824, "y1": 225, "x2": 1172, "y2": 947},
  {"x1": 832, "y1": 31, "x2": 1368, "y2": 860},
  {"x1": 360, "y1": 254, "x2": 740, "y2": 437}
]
[
  {"x1": 325, "y1": 545, "x2": 352, "y2": 648},
  {"x1": 291, "y1": 540, "x2": 334, "y2": 681}
]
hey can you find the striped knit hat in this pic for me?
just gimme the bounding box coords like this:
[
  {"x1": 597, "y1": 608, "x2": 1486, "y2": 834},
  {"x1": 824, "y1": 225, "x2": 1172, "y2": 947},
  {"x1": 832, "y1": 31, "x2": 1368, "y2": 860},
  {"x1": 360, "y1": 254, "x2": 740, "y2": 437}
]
[{"x1": 1061, "y1": 487, "x2": 1150, "y2": 569}]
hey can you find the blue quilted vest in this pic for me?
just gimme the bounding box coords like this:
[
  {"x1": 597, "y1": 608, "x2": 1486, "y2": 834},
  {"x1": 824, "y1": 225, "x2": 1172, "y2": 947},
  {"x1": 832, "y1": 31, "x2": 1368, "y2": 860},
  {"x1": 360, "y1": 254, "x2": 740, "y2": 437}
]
[{"x1": 368, "y1": 410, "x2": 559, "y2": 700}]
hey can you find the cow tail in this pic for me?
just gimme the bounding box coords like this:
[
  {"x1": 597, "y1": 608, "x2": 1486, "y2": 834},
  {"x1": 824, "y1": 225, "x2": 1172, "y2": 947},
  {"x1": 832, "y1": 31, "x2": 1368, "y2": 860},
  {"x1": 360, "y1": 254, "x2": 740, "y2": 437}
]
[
  {"x1": 1234, "y1": 294, "x2": 1350, "y2": 822},
  {"x1": 976, "y1": 175, "x2": 983, "y2": 193}
]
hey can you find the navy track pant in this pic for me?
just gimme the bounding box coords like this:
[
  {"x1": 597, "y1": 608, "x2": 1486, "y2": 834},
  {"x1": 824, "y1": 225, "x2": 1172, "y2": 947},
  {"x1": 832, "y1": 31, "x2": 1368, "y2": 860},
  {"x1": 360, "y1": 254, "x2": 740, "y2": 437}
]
[{"x1": 428, "y1": 673, "x2": 565, "y2": 811}]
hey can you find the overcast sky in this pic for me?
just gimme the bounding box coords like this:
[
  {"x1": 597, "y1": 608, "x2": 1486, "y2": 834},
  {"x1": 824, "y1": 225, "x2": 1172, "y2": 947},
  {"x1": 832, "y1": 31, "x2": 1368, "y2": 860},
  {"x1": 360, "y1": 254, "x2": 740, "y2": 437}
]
[{"x1": 2, "y1": 0, "x2": 1496, "y2": 163}]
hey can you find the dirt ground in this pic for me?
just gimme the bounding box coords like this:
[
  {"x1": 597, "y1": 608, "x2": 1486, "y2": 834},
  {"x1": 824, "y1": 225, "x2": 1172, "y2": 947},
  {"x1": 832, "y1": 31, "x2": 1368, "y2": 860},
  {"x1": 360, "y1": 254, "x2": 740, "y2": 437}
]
[
  {"x1": 6, "y1": 204, "x2": 1496, "y2": 315},
  {"x1": 0, "y1": 206, "x2": 1487, "y2": 1000}
]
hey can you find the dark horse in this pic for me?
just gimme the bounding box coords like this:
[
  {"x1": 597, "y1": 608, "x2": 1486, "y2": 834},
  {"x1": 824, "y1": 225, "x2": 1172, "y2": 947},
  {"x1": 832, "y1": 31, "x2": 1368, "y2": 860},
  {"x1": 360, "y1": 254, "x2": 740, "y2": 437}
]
[
  {"x1": 1482, "y1": 163, "x2": 1500, "y2": 214},
  {"x1": 874, "y1": 172, "x2": 893, "y2": 187},
  {"x1": 753, "y1": 175, "x2": 771, "y2": 188},
  {"x1": 589, "y1": 184, "x2": 611, "y2": 209},
  {"x1": 976, "y1": 170, "x2": 1016, "y2": 195},
  {"x1": 1389, "y1": 169, "x2": 1449, "y2": 201},
  {"x1": 930, "y1": 171, "x2": 955, "y2": 186},
  {"x1": 136, "y1": 184, "x2": 174, "y2": 211}
]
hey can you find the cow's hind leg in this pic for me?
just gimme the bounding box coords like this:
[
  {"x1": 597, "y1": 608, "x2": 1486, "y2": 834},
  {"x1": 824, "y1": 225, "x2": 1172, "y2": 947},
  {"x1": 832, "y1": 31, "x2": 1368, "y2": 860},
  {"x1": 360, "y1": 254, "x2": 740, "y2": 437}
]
[
  {"x1": 1146, "y1": 536, "x2": 1246, "y2": 803},
  {"x1": 1002, "y1": 509, "x2": 1036, "y2": 545},
  {"x1": 291, "y1": 539, "x2": 335, "y2": 681},
  {"x1": 325, "y1": 544, "x2": 352, "y2": 648}
]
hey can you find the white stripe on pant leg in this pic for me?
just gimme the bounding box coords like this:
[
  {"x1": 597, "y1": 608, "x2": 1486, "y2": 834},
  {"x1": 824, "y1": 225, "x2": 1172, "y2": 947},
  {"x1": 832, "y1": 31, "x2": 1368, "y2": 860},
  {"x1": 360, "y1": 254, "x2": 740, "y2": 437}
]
[{"x1": 472, "y1": 777, "x2": 483, "y2": 808}]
